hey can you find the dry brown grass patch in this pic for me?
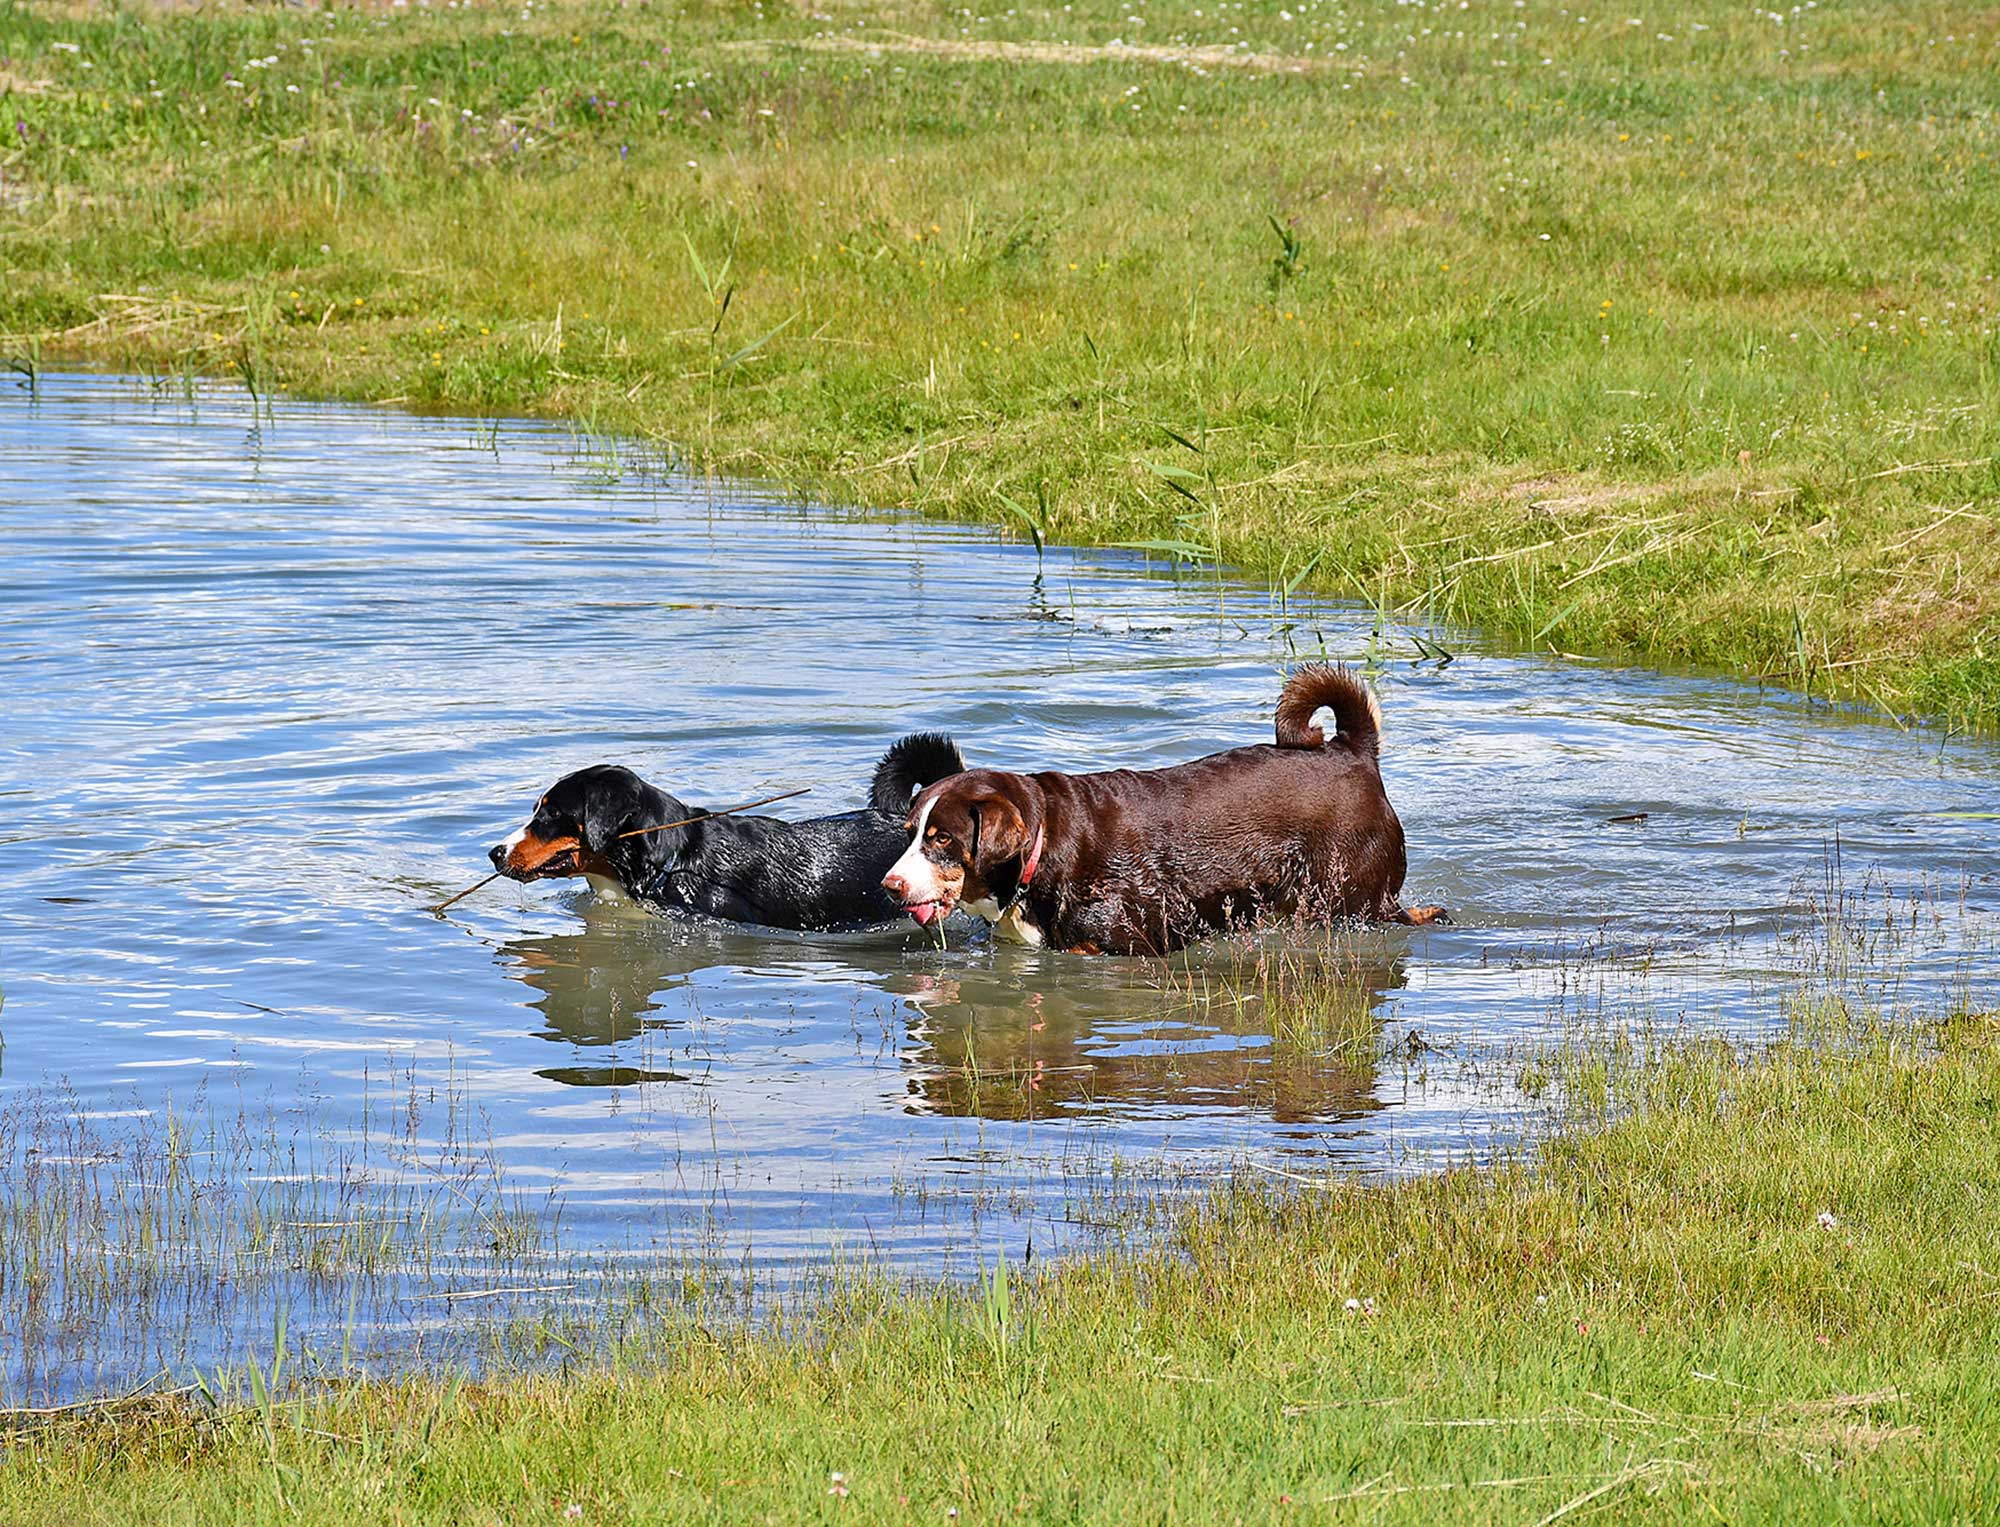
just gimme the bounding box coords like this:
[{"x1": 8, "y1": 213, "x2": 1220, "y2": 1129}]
[
  {"x1": 0, "y1": 69, "x2": 63, "y2": 95},
  {"x1": 727, "y1": 32, "x2": 1335, "y2": 75},
  {"x1": 1496, "y1": 474, "x2": 1677, "y2": 517}
]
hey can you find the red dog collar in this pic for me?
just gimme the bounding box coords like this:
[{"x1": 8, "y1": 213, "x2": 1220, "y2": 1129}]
[
  {"x1": 1021, "y1": 826, "x2": 1044, "y2": 887},
  {"x1": 1000, "y1": 826, "x2": 1045, "y2": 918}
]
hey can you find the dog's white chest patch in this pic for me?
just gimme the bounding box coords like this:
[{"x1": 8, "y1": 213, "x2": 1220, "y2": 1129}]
[
  {"x1": 983, "y1": 902, "x2": 1044, "y2": 947},
  {"x1": 582, "y1": 872, "x2": 629, "y2": 904},
  {"x1": 966, "y1": 894, "x2": 1044, "y2": 947}
]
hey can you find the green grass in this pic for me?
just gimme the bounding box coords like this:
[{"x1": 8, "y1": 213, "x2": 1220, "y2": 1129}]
[
  {"x1": 3, "y1": 0, "x2": 1998, "y2": 725},
  {"x1": 5, "y1": 1013, "x2": 1996, "y2": 1524}
]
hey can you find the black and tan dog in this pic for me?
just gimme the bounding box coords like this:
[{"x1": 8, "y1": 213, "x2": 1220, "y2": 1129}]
[
  {"x1": 491, "y1": 733, "x2": 965, "y2": 932},
  {"x1": 881, "y1": 667, "x2": 1443, "y2": 955}
]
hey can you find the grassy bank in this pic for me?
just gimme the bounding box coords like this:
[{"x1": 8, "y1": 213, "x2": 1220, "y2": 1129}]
[
  {"x1": 4, "y1": 1013, "x2": 1996, "y2": 1523},
  {"x1": 4, "y1": 0, "x2": 1998, "y2": 725}
]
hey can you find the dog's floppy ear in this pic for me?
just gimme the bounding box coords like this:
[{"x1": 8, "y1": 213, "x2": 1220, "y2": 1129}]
[
  {"x1": 955, "y1": 776, "x2": 1041, "y2": 898},
  {"x1": 964, "y1": 791, "x2": 1029, "y2": 875},
  {"x1": 581, "y1": 776, "x2": 692, "y2": 880},
  {"x1": 582, "y1": 781, "x2": 647, "y2": 854}
]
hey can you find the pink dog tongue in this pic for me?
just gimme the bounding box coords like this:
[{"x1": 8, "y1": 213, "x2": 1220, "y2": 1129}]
[{"x1": 907, "y1": 901, "x2": 938, "y2": 927}]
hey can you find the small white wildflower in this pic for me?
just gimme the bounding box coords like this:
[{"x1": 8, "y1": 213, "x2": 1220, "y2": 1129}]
[
  {"x1": 563, "y1": 1506, "x2": 584, "y2": 1521},
  {"x1": 1817, "y1": 1209, "x2": 1838, "y2": 1230},
  {"x1": 828, "y1": 1471, "x2": 850, "y2": 1499},
  {"x1": 1343, "y1": 1297, "x2": 1361, "y2": 1311},
  {"x1": 1535, "y1": 1293, "x2": 1548, "y2": 1306}
]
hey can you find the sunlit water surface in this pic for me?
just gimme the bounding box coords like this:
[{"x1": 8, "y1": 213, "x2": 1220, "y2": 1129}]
[{"x1": 1, "y1": 374, "x2": 1993, "y2": 1400}]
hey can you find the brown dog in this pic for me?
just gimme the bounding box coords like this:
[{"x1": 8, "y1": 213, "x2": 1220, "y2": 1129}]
[{"x1": 881, "y1": 666, "x2": 1443, "y2": 955}]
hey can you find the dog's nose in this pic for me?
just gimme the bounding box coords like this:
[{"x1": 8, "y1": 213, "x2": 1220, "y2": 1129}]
[
  {"x1": 488, "y1": 843, "x2": 508, "y2": 871},
  {"x1": 882, "y1": 871, "x2": 908, "y2": 899}
]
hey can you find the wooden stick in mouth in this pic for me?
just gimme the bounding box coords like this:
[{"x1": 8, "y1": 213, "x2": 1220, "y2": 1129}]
[
  {"x1": 617, "y1": 785, "x2": 813, "y2": 838},
  {"x1": 425, "y1": 786, "x2": 816, "y2": 915},
  {"x1": 426, "y1": 870, "x2": 505, "y2": 917}
]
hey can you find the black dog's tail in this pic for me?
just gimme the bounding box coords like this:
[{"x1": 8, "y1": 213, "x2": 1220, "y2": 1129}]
[
  {"x1": 1274, "y1": 665, "x2": 1382, "y2": 760},
  {"x1": 869, "y1": 731, "x2": 967, "y2": 816}
]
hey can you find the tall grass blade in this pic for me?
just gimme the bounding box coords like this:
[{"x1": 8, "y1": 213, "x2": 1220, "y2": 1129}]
[{"x1": 717, "y1": 312, "x2": 799, "y2": 373}]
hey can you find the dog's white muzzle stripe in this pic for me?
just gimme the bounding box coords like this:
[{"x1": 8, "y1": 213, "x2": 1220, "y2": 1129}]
[{"x1": 886, "y1": 798, "x2": 946, "y2": 905}]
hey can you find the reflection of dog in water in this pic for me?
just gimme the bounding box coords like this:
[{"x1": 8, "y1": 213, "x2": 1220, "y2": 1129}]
[
  {"x1": 497, "y1": 914, "x2": 1407, "y2": 1124},
  {"x1": 889, "y1": 939, "x2": 1407, "y2": 1124},
  {"x1": 498, "y1": 923, "x2": 734, "y2": 1087},
  {"x1": 489, "y1": 733, "x2": 965, "y2": 931}
]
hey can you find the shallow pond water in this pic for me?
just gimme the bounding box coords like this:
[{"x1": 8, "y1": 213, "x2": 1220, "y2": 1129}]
[{"x1": 1, "y1": 373, "x2": 1994, "y2": 1400}]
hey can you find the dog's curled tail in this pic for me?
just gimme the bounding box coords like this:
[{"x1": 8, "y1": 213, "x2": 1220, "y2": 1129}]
[
  {"x1": 869, "y1": 731, "x2": 968, "y2": 816},
  {"x1": 1274, "y1": 665, "x2": 1382, "y2": 759}
]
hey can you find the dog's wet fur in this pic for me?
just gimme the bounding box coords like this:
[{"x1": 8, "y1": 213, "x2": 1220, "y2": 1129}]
[
  {"x1": 490, "y1": 733, "x2": 966, "y2": 932},
  {"x1": 881, "y1": 667, "x2": 1444, "y2": 955}
]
